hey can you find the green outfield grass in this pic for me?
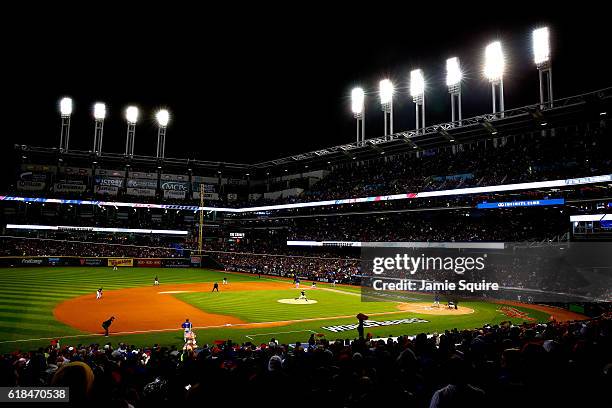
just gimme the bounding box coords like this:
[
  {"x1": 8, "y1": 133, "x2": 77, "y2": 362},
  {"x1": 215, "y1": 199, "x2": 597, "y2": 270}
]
[{"x1": 0, "y1": 267, "x2": 551, "y2": 353}]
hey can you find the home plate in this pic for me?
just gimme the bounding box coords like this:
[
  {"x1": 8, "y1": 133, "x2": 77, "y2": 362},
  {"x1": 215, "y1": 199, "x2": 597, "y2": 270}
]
[{"x1": 158, "y1": 291, "x2": 193, "y2": 294}]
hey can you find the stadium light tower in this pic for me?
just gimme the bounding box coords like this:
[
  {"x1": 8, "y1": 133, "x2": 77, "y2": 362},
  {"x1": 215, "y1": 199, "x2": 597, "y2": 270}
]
[
  {"x1": 379, "y1": 79, "x2": 394, "y2": 137},
  {"x1": 484, "y1": 41, "x2": 505, "y2": 117},
  {"x1": 533, "y1": 27, "x2": 553, "y2": 108},
  {"x1": 125, "y1": 106, "x2": 139, "y2": 157},
  {"x1": 156, "y1": 109, "x2": 170, "y2": 158},
  {"x1": 351, "y1": 87, "x2": 365, "y2": 144},
  {"x1": 59, "y1": 97, "x2": 72, "y2": 152},
  {"x1": 410, "y1": 69, "x2": 425, "y2": 131},
  {"x1": 446, "y1": 57, "x2": 463, "y2": 123},
  {"x1": 93, "y1": 103, "x2": 106, "y2": 155}
]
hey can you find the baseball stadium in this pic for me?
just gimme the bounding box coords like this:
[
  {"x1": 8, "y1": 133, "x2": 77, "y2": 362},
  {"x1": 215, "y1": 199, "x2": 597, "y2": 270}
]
[{"x1": 1, "y1": 14, "x2": 611, "y2": 408}]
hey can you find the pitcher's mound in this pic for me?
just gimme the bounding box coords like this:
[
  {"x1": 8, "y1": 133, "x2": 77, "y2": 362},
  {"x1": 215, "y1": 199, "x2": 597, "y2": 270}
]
[
  {"x1": 278, "y1": 298, "x2": 318, "y2": 305},
  {"x1": 397, "y1": 302, "x2": 474, "y2": 315}
]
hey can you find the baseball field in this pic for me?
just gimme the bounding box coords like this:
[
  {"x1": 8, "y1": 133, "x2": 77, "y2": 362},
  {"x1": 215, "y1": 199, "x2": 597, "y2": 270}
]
[{"x1": 0, "y1": 267, "x2": 587, "y2": 353}]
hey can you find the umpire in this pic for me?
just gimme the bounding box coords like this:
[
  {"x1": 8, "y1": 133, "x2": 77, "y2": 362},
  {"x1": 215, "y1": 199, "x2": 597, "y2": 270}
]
[{"x1": 102, "y1": 316, "x2": 115, "y2": 337}]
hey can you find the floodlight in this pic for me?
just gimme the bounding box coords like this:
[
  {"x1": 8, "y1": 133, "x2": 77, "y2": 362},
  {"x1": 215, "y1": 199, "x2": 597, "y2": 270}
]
[
  {"x1": 379, "y1": 79, "x2": 394, "y2": 105},
  {"x1": 60, "y1": 97, "x2": 73, "y2": 116},
  {"x1": 533, "y1": 27, "x2": 550, "y2": 66},
  {"x1": 351, "y1": 88, "x2": 365, "y2": 115},
  {"x1": 410, "y1": 69, "x2": 425, "y2": 97},
  {"x1": 446, "y1": 57, "x2": 462, "y2": 87},
  {"x1": 93, "y1": 103, "x2": 106, "y2": 120},
  {"x1": 126, "y1": 106, "x2": 139, "y2": 124},
  {"x1": 156, "y1": 109, "x2": 170, "y2": 127},
  {"x1": 484, "y1": 41, "x2": 504, "y2": 81}
]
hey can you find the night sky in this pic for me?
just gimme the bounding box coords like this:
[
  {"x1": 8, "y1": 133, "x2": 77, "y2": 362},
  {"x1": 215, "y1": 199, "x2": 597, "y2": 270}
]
[{"x1": 2, "y1": 7, "x2": 610, "y2": 185}]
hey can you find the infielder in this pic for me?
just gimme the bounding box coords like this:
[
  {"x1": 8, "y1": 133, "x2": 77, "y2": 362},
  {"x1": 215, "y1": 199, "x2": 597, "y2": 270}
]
[{"x1": 96, "y1": 288, "x2": 103, "y2": 300}]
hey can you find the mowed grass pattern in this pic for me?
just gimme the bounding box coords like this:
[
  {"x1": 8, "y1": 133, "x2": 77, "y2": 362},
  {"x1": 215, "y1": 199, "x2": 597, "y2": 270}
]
[
  {"x1": 0, "y1": 267, "x2": 237, "y2": 343},
  {"x1": 0, "y1": 267, "x2": 551, "y2": 353},
  {"x1": 176, "y1": 289, "x2": 401, "y2": 323}
]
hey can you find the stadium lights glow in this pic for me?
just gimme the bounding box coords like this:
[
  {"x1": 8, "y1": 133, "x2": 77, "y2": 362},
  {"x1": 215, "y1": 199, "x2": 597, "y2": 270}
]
[
  {"x1": 156, "y1": 109, "x2": 170, "y2": 127},
  {"x1": 126, "y1": 106, "x2": 139, "y2": 124},
  {"x1": 93, "y1": 103, "x2": 106, "y2": 120},
  {"x1": 532, "y1": 27, "x2": 550, "y2": 66},
  {"x1": 379, "y1": 79, "x2": 394, "y2": 105},
  {"x1": 351, "y1": 87, "x2": 365, "y2": 115},
  {"x1": 60, "y1": 97, "x2": 73, "y2": 116},
  {"x1": 410, "y1": 69, "x2": 425, "y2": 97},
  {"x1": 446, "y1": 57, "x2": 462, "y2": 87},
  {"x1": 484, "y1": 41, "x2": 504, "y2": 81}
]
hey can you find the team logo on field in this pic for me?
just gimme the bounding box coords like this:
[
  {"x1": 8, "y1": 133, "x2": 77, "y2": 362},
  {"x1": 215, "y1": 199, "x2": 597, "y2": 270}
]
[{"x1": 322, "y1": 317, "x2": 429, "y2": 333}]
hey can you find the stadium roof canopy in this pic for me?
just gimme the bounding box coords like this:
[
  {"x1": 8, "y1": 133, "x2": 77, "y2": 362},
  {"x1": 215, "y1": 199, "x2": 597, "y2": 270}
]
[{"x1": 15, "y1": 87, "x2": 612, "y2": 177}]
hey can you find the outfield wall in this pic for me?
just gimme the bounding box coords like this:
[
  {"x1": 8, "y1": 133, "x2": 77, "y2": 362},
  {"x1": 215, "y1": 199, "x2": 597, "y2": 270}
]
[{"x1": 0, "y1": 256, "x2": 201, "y2": 268}]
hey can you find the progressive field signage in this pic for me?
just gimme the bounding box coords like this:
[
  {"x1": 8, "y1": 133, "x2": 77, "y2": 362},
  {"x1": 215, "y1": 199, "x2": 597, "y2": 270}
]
[{"x1": 322, "y1": 318, "x2": 429, "y2": 333}]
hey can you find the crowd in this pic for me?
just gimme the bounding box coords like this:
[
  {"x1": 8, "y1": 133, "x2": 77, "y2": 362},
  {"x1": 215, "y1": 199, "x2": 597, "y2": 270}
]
[
  {"x1": 0, "y1": 237, "x2": 183, "y2": 258},
  {"x1": 1, "y1": 316, "x2": 610, "y2": 407}
]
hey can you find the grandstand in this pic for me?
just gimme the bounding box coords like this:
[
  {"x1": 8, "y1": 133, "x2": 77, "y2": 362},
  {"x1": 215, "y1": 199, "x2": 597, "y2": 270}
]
[{"x1": 1, "y1": 22, "x2": 611, "y2": 408}]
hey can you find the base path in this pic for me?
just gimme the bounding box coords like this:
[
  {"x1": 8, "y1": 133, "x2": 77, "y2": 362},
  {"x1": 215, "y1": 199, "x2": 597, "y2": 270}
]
[{"x1": 54, "y1": 281, "x2": 288, "y2": 334}]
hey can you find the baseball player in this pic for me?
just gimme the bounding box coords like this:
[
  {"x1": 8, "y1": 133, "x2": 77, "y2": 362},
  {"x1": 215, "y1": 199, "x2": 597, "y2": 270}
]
[
  {"x1": 222, "y1": 277, "x2": 227, "y2": 285},
  {"x1": 181, "y1": 318, "x2": 193, "y2": 342},
  {"x1": 96, "y1": 288, "x2": 103, "y2": 300},
  {"x1": 154, "y1": 276, "x2": 159, "y2": 286},
  {"x1": 434, "y1": 293, "x2": 440, "y2": 308},
  {"x1": 311, "y1": 281, "x2": 317, "y2": 288},
  {"x1": 294, "y1": 277, "x2": 300, "y2": 288},
  {"x1": 113, "y1": 264, "x2": 118, "y2": 271},
  {"x1": 295, "y1": 290, "x2": 308, "y2": 302},
  {"x1": 212, "y1": 282, "x2": 219, "y2": 292},
  {"x1": 102, "y1": 316, "x2": 115, "y2": 336}
]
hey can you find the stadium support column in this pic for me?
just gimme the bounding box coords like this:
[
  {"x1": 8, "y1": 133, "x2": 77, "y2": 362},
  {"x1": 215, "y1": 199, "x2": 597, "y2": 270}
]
[
  {"x1": 124, "y1": 106, "x2": 139, "y2": 158},
  {"x1": 155, "y1": 109, "x2": 170, "y2": 159},
  {"x1": 379, "y1": 79, "x2": 394, "y2": 139},
  {"x1": 198, "y1": 184, "x2": 205, "y2": 255},
  {"x1": 351, "y1": 88, "x2": 365, "y2": 145},
  {"x1": 93, "y1": 103, "x2": 106, "y2": 155},
  {"x1": 410, "y1": 69, "x2": 425, "y2": 133},
  {"x1": 59, "y1": 97, "x2": 72, "y2": 152},
  {"x1": 533, "y1": 27, "x2": 553, "y2": 109},
  {"x1": 484, "y1": 41, "x2": 505, "y2": 118}
]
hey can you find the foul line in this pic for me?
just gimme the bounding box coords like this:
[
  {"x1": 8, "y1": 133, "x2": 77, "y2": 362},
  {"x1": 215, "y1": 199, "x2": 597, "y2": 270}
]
[
  {"x1": 0, "y1": 309, "x2": 420, "y2": 345},
  {"x1": 245, "y1": 329, "x2": 316, "y2": 341}
]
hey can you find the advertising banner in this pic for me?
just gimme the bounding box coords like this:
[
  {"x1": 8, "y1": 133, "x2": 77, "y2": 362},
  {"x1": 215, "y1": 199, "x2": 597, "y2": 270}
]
[
  {"x1": 136, "y1": 259, "x2": 162, "y2": 267},
  {"x1": 53, "y1": 183, "x2": 87, "y2": 193},
  {"x1": 477, "y1": 198, "x2": 565, "y2": 209},
  {"x1": 19, "y1": 172, "x2": 47, "y2": 182},
  {"x1": 192, "y1": 192, "x2": 219, "y2": 200},
  {"x1": 227, "y1": 193, "x2": 238, "y2": 201},
  {"x1": 62, "y1": 167, "x2": 93, "y2": 176},
  {"x1": 161, "y1": 173, "x2": 189, "y2": 182},
  {"x1": 94, "y1": 185, "x2": 119, "y2": 196},
  {"x1": 160, "y1": 181, "x2": 188, "y2": 191},
  {"x1": 21, "y1": 164, "x2": 57, "y2": 173},
  {"x1": 80, "y1": 258, "x2": 105, "y2": 266},
  {"x1": 107, "y1": 258, "x2": 134, "y2": 267},
  {"x1": 95, "y1": 177, "x2": 124, "y2": 187},
  {"x1": 17, "y1": 181, "x2": 46, "y2": 191},
  {"x1": 126, "y1": 188, "x2": 156, "y2": 197},
  {"x1": 192, "y1": 176, "x2": 218, "y2": 184},
  {"x1": 192, "y1": 183, "x2": 216, "y2": 193},
  {"x1": 127, "y1": 179, "x2": 158, "y2": 188},
  {"x1": 20, "y1": 258, "x2": 46, "y2": 265},
  {"x1": 96, "y1": 169, "x2": 125, "y2": 177},
  {"x1": 164, "y1": 190, "x2": 186, "y2": 199},
  {"x1": 129, "y1": 171, "x2": 157, "y2": 180}
]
